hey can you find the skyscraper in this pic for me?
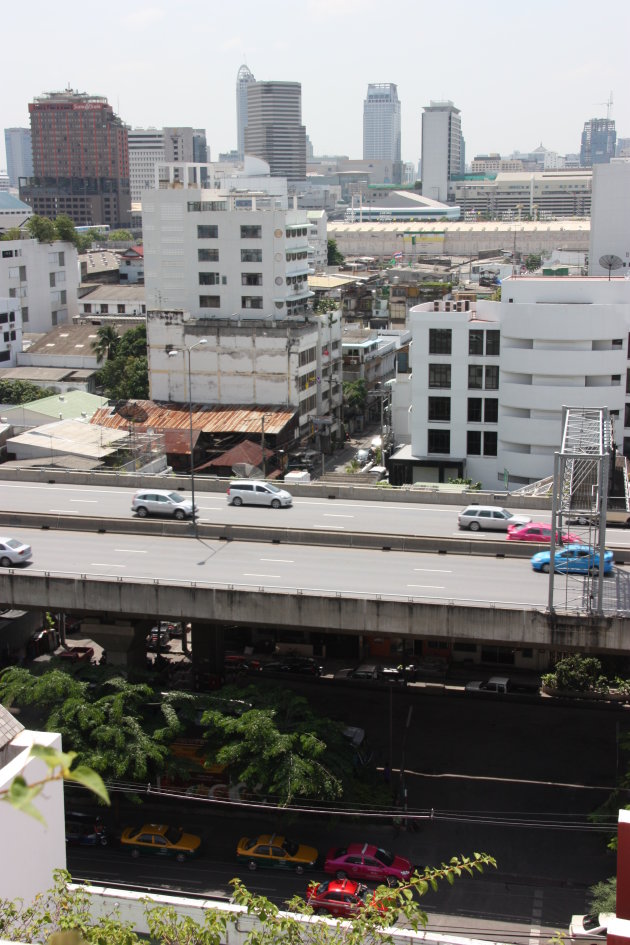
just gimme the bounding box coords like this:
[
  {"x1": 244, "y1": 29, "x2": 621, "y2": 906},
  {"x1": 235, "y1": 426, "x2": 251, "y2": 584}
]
[
  {"x1": 580, "y1": 118, "x2": 616, "y2": 167},
  {"x1": 128, "y1": 128, "x2": 165, "y2": 204},
  {"x1": 20, "y1": 88, "x2": 130, "y2": 227},
  {"x1": 4, "y1": 128, "x2": 33, "y2": 190},
  {"x1": 245, "y1": 82, "x2": 306, "y2": 180},
  {"x1": 363, "y1": 83, "x2": 401, "y2": 163},
  {"x1": 236, "y1": 64, "x2": 256, "y2": 160},
  {"x1": 421, "y1": 100, "x2": 464, "y2": 203}
]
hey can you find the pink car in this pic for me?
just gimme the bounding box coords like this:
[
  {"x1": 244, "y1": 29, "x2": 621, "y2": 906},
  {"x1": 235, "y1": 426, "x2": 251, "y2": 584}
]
[
  {"x1": 506, "y1": 522, "x2": 582, "y2": 544},
  {"x1": 324, "y1": 842, "x2": 413, "y2": 886}
]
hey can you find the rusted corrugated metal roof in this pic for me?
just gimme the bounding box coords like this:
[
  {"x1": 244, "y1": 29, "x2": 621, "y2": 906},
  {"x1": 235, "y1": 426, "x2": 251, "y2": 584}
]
[
  {"x1": 90, "y1": 401, "x2": 296, "y2": 436},
  {"x1": 202, "y1": 438, "x2": 273, "y2": 469}
]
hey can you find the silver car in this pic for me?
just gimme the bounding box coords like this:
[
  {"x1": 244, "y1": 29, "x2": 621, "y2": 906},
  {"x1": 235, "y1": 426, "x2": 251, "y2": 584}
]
[
  {"x1": 227, "y1": 480, "x2": 292, "y2": 508},
  {"x1": 458, "y1": 505, "x2": 531, "y2": 532},
  {"x1": 131, "y1": 489, "x2": 197, "y2": 520},
  {"x1": 0, "y1": 536, "x2": 32, "y2": 567}
]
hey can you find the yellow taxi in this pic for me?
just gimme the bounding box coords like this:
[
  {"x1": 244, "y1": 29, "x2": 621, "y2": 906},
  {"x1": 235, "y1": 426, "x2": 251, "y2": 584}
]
[
  {"x1": 236, "y1": 833, "x2": 318, "y2": 874},
  {"x1": 120, "y1": 823, "x2": 201, "y2": 862}
]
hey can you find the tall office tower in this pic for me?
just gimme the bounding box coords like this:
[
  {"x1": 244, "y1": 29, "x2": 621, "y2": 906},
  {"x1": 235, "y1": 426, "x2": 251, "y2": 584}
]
[
  {"x1": 363, "y1": 83, "x2": 401, "y2": 163},
  {"x1": 236, "y1": 64, "x2": 256, "y2": 159},
  {"x1": 20, "y1": 88, "x2": 130, "y2": 227},
  {"x1": 128, "y1": 128, "x2": 165, "y2": 204},
  {"x1": 4, "y1": 128, "x2": 33, "y2": 189},
  {"x1": 245, "y1": 81, "x2": 306, "y2": 180},
  {"x1": 580, "y1": 118, "x2": 616, "y2": 166},
  {"x1": 163, "y1": 127, "x2": 207, "y2": 163},
  {"x1": 420, "y1": 100, "x2": 464, "y2": 203}
]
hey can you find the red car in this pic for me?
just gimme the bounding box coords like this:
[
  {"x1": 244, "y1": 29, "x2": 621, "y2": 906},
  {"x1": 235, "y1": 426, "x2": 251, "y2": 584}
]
[
  {"x1": 324, "y1": 843, "x2": 412, "y2": 886},
  {"x1": 506, "y1": 522, "x2": 582, "y2": 544},
  {"x1": 307, "y1": 878, "x2": 381, "y2": 918}
]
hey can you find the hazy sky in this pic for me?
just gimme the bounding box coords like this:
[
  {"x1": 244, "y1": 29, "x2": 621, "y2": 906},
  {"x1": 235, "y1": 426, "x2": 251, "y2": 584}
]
[{"x1": 2, "y1": 0, "x2": 629, "y2": 171}]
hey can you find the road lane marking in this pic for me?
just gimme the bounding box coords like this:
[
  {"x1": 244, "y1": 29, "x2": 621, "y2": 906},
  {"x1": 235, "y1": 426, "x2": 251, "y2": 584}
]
[
  {"x1": 413, "y1": 567, "x2": 452, "y2": 573},
  {"x1": 243, "y1": 572, "x2": 281, "y2": 579},
  {"x1": 114, "y1": 549, "x2": 147, "y2": 554},
  {"x1": 407, "y1": 584, "x2": 445, "y2": 589},
  {"x1": 323, "y1": 513, "x2": 354, "y2": 518},
  {"x1": 260, "y1": 558, "x2": 294, "y2": 563},
  {"x1": 313, "y1": 525, "x2": 345, "y2": 530},
  {"x1": 91, "y1": 563, "x2": 126, "y2": 568},
  {"x1": 69, "y1": 499, "x2": 98, "y2": 503},
  {"x1": 49, "y1": 509, "x2": 81, "y2": 514}
]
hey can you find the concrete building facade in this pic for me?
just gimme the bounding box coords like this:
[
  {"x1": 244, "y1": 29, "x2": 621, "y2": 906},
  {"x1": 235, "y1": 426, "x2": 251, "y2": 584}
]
[
  {"x1": 363, "y1": 83, "x2": 401, "y2": 164},
  {"x1": 244, "y1": 82, "x2": 306, "y2": 180},
  {"x1": 421, "y1": 101, "x2": 464, "y2": 203},
  {"x1": 589, "y1": 162, "x2": 630, "y2": 277},
  {"x1": 4, "y1": 127, "x2": 33, "y2": 189},
  {"x1": 128, "y1": 128, "x2": 165, "y2": 204},
  {"x1": 0, "y1": 297, "x2": 20, "y2": 366},
  {"x1": 21, "y1": 88, "x2": 130, "y2": 227},
  {"x1": 0, "y1": 238, "x2": 79, "y2": 333}
]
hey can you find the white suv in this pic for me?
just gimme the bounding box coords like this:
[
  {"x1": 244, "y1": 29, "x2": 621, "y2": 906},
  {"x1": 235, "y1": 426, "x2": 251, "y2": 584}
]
[
  {"x1": 458, "y1": 505, "x2": 531, "y2": 532},
  {"x1": 227, "y1": 480, "x2": 293, "y2": 508},
  {"x1": 131, "y1": 489, "x2": 197, "y2": 520}
]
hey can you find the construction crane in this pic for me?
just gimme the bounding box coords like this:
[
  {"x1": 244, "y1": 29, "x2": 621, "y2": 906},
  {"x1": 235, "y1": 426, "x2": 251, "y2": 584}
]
[{"x1": 595, "y1": 91, "x2": 614, "y2": 120}]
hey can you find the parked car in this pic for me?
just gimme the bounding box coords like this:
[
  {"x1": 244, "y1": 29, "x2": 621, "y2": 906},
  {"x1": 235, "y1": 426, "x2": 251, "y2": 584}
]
[
  {"x1": 324, "y1": 843, "x2": 413, "y2": 886},
  {"x1": 569, "y1": 913, "x2": 614, "y2": 939},
  {"x1": 65, "y1": 812, "x2": 110, "y2": 847},
  {"x1": 146, "y1": 626, "x2": 171, "y2": 650},
  {"x1": 261, "y1": 655, "x2": 323, "y2": 676},
  {"x1": 530, "y1": 544, "x2": 615, "y2": 575},
  {"x1": 355, "y1": 448, "x2": 372, "y2": 465},
  {"x1": 507, "y1": 522, "x2": 582, "y2": 543},
  {"x1": 227, "y1": 480, "x2": 293, "y2": 509},
  {"x1": 465, "y1": 676, "x2": 539, "y2": 695},
  {"x1": 0, "y1": 537, "x2": 32, "y2": 567},
  {"x1": 458, "y1": 506, "x2": 531, "y2": 532},
  {"x1": 307, "y1": 879, "x2": 380, "y2": 918},
  {"x1": 58, "y1": 646, "x2": 95, "y2": 663},
  {"x1": 120, "y1": 823, "x2": 201, "y2": 861},
  {"x1": 224, "y1": 654, "x2": 262, "y2": 674},
  {"x1": 236, "y1": 833, "x2": 318, "y2": 873},
  {"x1": 131, "y1": 490, "x2": 197, "y2": 520}
]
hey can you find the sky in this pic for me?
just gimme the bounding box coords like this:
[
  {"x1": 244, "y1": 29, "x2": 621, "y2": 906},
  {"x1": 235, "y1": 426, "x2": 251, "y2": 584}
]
[{"x1": 2, "y1": 0, "x2": 630, "y2": 172}]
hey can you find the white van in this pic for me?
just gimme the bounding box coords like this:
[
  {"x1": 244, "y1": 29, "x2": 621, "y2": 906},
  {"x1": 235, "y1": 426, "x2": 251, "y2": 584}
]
[{"x1": 227, "y1": 480, "x2": 293, "y2": 509}]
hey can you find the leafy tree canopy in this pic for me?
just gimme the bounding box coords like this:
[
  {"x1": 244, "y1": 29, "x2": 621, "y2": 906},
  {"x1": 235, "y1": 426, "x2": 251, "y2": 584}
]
[
  {"x1": 26, "y1": 214, "x2": 57, "y2": 243},
  {"x1": 327, "y1": 238, "x2": 344, "y2": 266},
  {"x1": 0, "y1": 380, "x2": 58, "y2": 405},
  {"x1": 525, "y1": 253, "x2": 542, "y2": 272},
  {"x1": 588, "y1": 876, "x2": 617, "y2": 913},
  {"x1": 108, "y1": 229, "x2": 134, "y2": 241},
  {"x1": 91, "y1": 325, "x2": 120, "y2": 365},
  {"x1": 0, "y1": 226, "x2": 24, "y2": 242},
  {"x1": 95, "y1": 325, "x2": 148, "y2": 400},
  {"x1": 343, "y1": 378, "x2": 368, "y2": 413}
]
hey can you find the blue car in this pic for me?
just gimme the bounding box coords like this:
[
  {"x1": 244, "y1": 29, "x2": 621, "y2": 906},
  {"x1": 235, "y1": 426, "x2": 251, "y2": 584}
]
[{"x1": 530, "y1": 544, "x2": 614, "y2": 575}]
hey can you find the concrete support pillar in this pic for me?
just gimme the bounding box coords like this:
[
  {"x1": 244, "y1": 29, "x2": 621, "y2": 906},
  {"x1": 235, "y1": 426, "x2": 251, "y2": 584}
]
[
  {"x1": 190, "y1": 623, "x2": 225, "y2": 690},
  {"x1": 81, "y1": 620, "x2": 151, "y2": 670}
]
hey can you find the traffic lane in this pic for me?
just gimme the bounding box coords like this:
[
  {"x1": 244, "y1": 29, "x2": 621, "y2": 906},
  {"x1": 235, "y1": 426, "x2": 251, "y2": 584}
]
[
  {"x1": 0, "y1": 479, "x2": 565, "y2": 541},
  {"x1": 4, "y1": 526, "x2": 553, "y2": 607}
]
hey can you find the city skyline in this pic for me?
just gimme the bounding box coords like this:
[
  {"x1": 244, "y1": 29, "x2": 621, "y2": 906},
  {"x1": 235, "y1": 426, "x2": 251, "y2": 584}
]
[{"x1": 1, "y1": 0, "x2": 629, "y2": 174}]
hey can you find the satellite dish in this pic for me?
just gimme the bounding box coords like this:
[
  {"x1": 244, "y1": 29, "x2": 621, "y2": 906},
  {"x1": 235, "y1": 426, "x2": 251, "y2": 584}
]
[{"x1": 599, "y1": 254, "x2": 623, "y2": 281}]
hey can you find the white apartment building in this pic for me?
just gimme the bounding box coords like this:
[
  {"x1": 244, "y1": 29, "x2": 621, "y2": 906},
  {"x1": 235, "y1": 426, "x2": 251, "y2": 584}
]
[
  {"x1": 0, "y1": 238, "x2": 79, "y2": 333},
  {"x1": 394, "y1": 277, "x2": 630, "y2": 489},
  {"x1": 421, "y1": 101, "x2": 464, "y2": 203},
  {"x1": 147, "y1": 310, "x2": 343, "y2": 441},
  {"x1": 306, "y1": 210, "x2": 327, "y2": 271},
  {"x1": 142, "y1": 185, "x2": 314, "y2": 318},
  {"x1": 0, "y1": 297, "x2": 20, "y2": 366},
  {"x1": 128, "y1": 128, "x2": 165, "y2": 204},
  {"x1": 589, "y1": 162, "x2": 630, "y2": 277}
]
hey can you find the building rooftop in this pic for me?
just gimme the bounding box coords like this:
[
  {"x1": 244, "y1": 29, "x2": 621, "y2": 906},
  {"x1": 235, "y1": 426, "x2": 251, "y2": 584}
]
[
  {"x1": 21, "y1": 323, "x2": 109, "y2": 357},
  {"x1": 1, "y1": 390, "x2": 108, "y2": 421},
  {"x1": 7, "y1": 418, "x2": 129, "y2": 459},
  {"x1": 91, "y1": 400, "x2": 296, "y2": 436},
  {"x1": 79, "y1": 285, "x2": 146, "y2": 302},
  {"x1": 0, "y1": 193, "x2": 31, "y2": 212}
]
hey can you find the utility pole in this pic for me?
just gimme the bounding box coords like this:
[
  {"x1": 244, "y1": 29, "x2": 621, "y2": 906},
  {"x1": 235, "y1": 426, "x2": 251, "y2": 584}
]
[{"x1": 261, "y1": 415, "x2": 266, "y2": 478}]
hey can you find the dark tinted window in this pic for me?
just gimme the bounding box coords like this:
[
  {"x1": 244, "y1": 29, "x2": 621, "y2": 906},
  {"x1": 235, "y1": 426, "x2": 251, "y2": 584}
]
[
  {"x1": 428, "y1": 430, "x2": 450, "y2": 453},
  {"x1": 428, "y1": 396, "x2": 450, "y2": 421},
  {"x1": 429, "y1": 328, "x2": 451, "y2": 355},
  {"x1": 429, "y1": 364, "x2": 451, "y2": 388}
]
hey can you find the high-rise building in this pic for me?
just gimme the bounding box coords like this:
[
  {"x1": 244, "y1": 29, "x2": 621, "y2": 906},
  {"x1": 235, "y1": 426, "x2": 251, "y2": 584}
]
[
  {"x1": 363, "y1": 83, "x2": 401, "y2": 164},
  {"x1": 421, "y1": 101, "x2": 464, "y2": 203},
  {"x1": 245, "y1": 82, "x2": 306, "y2": 180},
  {"x1": 236, "y1": 64, "x2": 256, "y2": 160},
  {"x1": 580, "y1": 118, "x2": 616, "y2": 167},
  {"x1": 163, "y1": 127, "x2": 208, "y2": 164},
  {"x1": 128, "y1": 128, "x2": 165, "y2": 204},
  {"x1": 4, "y1": 128, "x2": 33, "y2": 190},
  {"x1": 20, "y1": 88, "x2": 130, "y2": 227}
]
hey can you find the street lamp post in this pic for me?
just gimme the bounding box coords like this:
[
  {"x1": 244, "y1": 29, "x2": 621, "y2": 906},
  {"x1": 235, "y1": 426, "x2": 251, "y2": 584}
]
[{"x1": 169, "y1": 338, "x2": 207, "y2": 536}]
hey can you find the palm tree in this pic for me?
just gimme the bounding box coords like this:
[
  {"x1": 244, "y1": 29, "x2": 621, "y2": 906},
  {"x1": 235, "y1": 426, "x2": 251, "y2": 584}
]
[{"x1": 92, "y1": 325, "x2": 120, "y2": 365}]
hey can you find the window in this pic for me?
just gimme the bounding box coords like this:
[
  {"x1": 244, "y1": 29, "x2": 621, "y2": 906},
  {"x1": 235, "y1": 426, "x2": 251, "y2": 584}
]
[
  {"x1": 627, "y1": 369, "x2": 630, "y2": 395},
  {"x1": 428, "y1": 397, "x2": 451, "y2": 422},
  {"x1": 242, "y1": 296, "x2": 263, "y2": 309},
  {"x1": 199, "y1": 295, "x2": 220, "y2": 308},
  {"x1": 0, "y1": 314, "x2": 6, "y2": 325},
  {"x1": 484, "y1": 398, "x2": 498, "y2": 423},
  {"x1": 0, "y1": 350, "x2": 9, "y2": 363},
  {"x1": 198, "y1": 248, "x2": 219, "y2": 262},
  {"x1": 199, "y1": 272, "x2": 220, "y2": 285},
  {"x1": 60, "y1": 290, "x2": 66, "y2": 305},
  {"x1": 241, "y1": 273, "x2": 262, "y2": 286},
  {"x1": 22, "y1": 306, "x2": 28, "y2": 323},
  {"x1": 100, "y1": 305, "x2": 109, "y2": 314},
  {"x1": 83, "y1": 304, "x2": 91, "y2": 314},
  {"x1": 241, "y1": 225, "x2": 261, "y2": 239},
  {"x1": 241, "y1": 248, "x2": 262, "y2": 262},
  {"x1": 468, "y1": 365, "x2": 483, "y2": 389},
  {"x1": 467, "y1": 398, "x2": 482, "y2": 422},
  {"x1": 429, "y1": 328, "x2": 452, "y2": 355},
  {"x1": 485, "y1": 330, "x2": 500, "y2": 356},
  {"x1": 469, "y1": 330, "x2": 483, "y2": 355},
  {"x1": 428, "y1": 364, "x2": 451, "y2": 388},
  {"x1": 625, "y1": 404, "x2": 630, "y2": 428},
  {"x1": 467, "y1": 431, "x2": 481, "y2": 454},
  {"x1": 117, "y1": 304, "x2": 125, "y2": 314},
  {"x1": 197, "y1": 225, "x2": 218, "y2": 239},
  {"x1": 483, "y1": 431, "x2": 497, "y2": 456},
  {"x1": 485, "y1": 365, "x2": 499, "y2": 390},
  {"x1": 49, "y1": 272, "x2": 56, "y2": 288},
  {"x1": 58, "y1": 252, "x2": 65, "y2": 267},
  {"x1": 428, "y1": 430, "x2": 450, "y2": 453}
]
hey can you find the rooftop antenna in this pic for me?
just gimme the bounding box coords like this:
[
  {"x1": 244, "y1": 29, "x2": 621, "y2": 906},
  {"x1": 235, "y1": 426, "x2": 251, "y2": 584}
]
[{"x1": 599, "y1": 254, "x2": 622, "y2": 281}]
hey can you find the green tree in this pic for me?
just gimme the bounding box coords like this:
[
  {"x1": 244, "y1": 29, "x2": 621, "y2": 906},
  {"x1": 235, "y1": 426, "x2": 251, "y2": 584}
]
[
  {"x1": 313, "y1": 297, "x2": 339, "y2": 314},
  {"x1": 542, "y1": 654, "x2": 609, "y2": 693},
  {"x1": 343, "y1": 378, "x2": 368, "y2": 415},
  {"x1": 327, "y1": 238, "x2": 344, "y2": 266},
  {"x1": 26, "y1": 214, "x2": 57, "y2": 243},
  {"x1": 588, "y1": 876, "x2": 617, "y2": 913},
  {"x1": 91, "y1": 325, "x2": 120, "y2": 365},
  {"x1": 0, "y1": 226, "x2": 24, "y2": 242},
  {"x1": 53, "y1": 214, "x2": 80, "y2": 246},
  {"x1": 0, "y1": 380, "x2": 58, "y2": 405},
  {"x1": 525, "y1": 253, "x2": 542, "y2": 272},
  {"x1": 96, "y1": 325, "x2": 148, "y2": 399},
  {"x1": 74, "y1": 229, "x2": 100, "y2": 253},
  {"x1": 108, "y1": 229, "x2": 134, "y2": 241}
]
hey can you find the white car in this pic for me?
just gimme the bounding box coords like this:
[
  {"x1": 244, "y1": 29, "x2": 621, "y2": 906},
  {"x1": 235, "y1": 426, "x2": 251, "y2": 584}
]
[
  {"x1": 569, "y1": 913, "x2": 614, "y2": 939},
  {"x1": 0, "y1": 537, "x2": 32, "y2": 567},
  {"x1": 131, "y1": 489, "x2": 197, "y2": 520},
  {"x1": 227, "y1": 480, "x2": 293, "y2": 508},
  {"x1": 458, "y1": 505, "x2": 531, "y2": 532}
]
